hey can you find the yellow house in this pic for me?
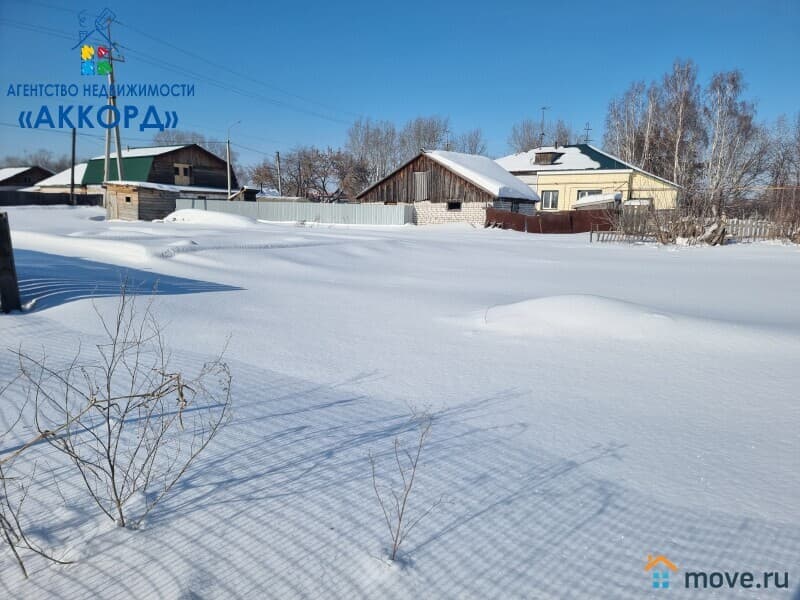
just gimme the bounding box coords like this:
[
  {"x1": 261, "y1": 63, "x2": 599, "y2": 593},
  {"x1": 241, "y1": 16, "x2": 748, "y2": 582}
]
[{"x1": 495, "y1": 144, "x2": 679, "y2": 211}]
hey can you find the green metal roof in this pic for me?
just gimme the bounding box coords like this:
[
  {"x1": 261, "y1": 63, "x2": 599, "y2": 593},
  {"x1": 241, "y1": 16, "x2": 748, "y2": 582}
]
[{"x1": 82, "y1": 156, "x2": 154, "y2": 184}]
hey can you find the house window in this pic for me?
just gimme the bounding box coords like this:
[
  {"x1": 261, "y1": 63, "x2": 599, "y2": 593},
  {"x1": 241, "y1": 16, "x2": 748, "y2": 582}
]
[
  {"x1": 174, "y1": 163, "x2": 192, "y2": 185},
  {"x1": 414, "y1": 171, "x2": 430, "y2": 201},
  {"x1": 447, "y1": 202, "x2": 462, "y2": 211},
  {"x1": 577, "y1": 189, "x2": 603, "y2": 199},
  {"x1": 124, "y1": 196, "x2": 131, "y2": 203},
  {"x1": 541, "y1": 190, "x2": 559, "y2": 210}
]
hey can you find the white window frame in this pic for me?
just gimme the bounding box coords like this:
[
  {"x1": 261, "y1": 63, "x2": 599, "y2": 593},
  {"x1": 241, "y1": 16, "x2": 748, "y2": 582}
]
[
  {"x1": 541, "y1": 190, "x2": 559, "y2": 210},
  {"x1": 577, "y1": 189, "x2": 603, "y2": 199}
]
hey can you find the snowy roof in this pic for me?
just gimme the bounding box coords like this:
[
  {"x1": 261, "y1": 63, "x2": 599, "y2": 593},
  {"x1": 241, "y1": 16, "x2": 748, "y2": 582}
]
[
  {"x1": 105, "y1": 180, "x2": 231, "y2": 194},
  {"x1": 0, "y1": 167, "x2": 31, "y2": 182},
  {"x1": 495, "y1": 146, "x2": 602, "y2": 172},
  {"x1": 425, "y1": 150, "x2": 539, "y2": 200},
  {"x1": 495, "y1": 144, "x2": 680, "y2": 187},
  {"x1": 573, "y1": 192, "x2": 622, "y2": 208},
  {"x1": 90, "y1": 145, "x2": 189, "y2": 160},
  {"x1": 35, "y1": 163, "x2": 89, "y2": 187}
]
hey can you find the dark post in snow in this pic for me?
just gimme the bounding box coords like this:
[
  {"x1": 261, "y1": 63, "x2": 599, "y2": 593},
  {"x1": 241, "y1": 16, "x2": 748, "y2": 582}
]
[
  {"x1": 0, "y1": 212, "x2": 22, "y2": 313},
  {"x1": 70, "y1": 127, "x2": 77, "y2": 206}
]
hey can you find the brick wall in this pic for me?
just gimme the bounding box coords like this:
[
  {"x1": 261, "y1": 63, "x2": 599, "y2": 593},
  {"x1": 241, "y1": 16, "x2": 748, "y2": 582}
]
[{"x1": 413, "y1": 201, "x2": 488, "y2": 225}]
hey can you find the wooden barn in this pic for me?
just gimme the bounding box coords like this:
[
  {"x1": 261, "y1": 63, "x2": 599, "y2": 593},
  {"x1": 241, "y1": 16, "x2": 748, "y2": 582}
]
[
  {"x1": 100, "y1": 144, "x2": 244, "y2": 220},
  {"x1": 356, "y1": 150, "x2": 539, "y2": 225}
]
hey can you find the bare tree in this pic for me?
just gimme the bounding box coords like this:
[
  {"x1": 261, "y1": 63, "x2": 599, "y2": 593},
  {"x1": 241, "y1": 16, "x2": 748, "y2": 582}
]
[
  {"x1": 331, "y1": 150, "x2": 370, "y2": 199},
  {"x1": 453, "y1": 128, "x2": 488, "y2": 155},
  {"x1": 369, "y1": 413, "x2": 441, "y2": 562},
  {"x1": 508, "y1": 119, "x2": 540, "y2": 153},
  {"x1": 701, "y1": 70, "x2": 768, "y2": 216},
  {"x1": 509, "y1": 118, "x2": 577, "y2": 152},
  {"x1": 399, "y1": 116, "x2": 450, "y2": 160},
  {"x1": 152, "y1": 130, "x2": 233, "y2": 163},
  {"x1": 764, "y1": 113, "x2": 800, "y2": 238},
  {"x1": 346, "y1": 117, "x2": 401, "y2": 184},
  {"x1": 15, "y1": 285, "x2": 232, "y2": 529},
  {"x1": 1, "y1": 149, "x2": 73, "y2": 173}
]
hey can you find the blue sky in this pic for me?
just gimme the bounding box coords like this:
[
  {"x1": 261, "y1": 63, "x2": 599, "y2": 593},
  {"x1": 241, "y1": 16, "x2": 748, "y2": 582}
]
[{"x1": 0, "y1": 0, "x2": 798, "y2": 167}]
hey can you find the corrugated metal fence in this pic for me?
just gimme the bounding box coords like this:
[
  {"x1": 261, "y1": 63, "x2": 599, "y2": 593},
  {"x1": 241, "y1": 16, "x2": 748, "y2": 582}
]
[{"x1": 175, "y1": 199, "x2": 414, "y2": 225}]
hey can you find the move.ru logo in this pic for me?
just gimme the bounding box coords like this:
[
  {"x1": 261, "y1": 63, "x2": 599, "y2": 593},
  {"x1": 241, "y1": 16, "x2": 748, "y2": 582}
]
[{"x1": 645, "y1": 554, "x2": 679, "y2": 589}]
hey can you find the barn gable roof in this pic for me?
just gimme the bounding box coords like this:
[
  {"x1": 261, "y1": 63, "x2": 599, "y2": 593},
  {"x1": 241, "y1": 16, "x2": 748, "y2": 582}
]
[
  {"x1": 425, "y1": 151, "x2": 539, "y2": 201},
  {"x1": 356, "y1": 150, "x2": 539, "y2": 201}
]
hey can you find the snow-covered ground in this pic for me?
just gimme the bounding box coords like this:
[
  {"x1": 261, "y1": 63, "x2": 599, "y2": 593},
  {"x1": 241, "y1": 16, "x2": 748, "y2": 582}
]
[{"x1": 1, "y1": 206, "x2": 798, "y2": 598}]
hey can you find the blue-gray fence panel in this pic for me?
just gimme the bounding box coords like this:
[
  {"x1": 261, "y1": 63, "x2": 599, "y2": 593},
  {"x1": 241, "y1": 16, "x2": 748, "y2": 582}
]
[{"x1": 175, "y1": 199, "x2": 414, "y2": 225}]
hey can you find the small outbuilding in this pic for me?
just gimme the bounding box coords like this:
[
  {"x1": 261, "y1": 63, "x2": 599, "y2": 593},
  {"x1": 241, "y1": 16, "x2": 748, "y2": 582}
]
[
  {"x1": 355, "y1": 150, "x2": 539, "y2": 225},
  {"x1": 105, "y1": 181, "x2": 255, "y2": 221}
]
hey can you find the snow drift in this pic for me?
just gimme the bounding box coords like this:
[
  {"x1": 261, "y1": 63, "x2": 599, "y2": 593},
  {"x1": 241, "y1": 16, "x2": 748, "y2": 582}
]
[{"x1": 163, "y1": 209, "x2": 257, "y2": 227}]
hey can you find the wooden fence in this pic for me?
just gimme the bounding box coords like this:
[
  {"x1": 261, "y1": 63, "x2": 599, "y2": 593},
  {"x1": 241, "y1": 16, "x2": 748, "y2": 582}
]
[
  {"x1": 592, "y1": 213, "x2": 797, "y2": 244},
  {"x1": 485, "y1": 208, "x2": 614, "y2": 234},
  {"x1": 0, "y1": 191, "x2": 103, "y2": 207},
  {"x1": 725, "y1": 218, "x2": 796, "y2": 241}
]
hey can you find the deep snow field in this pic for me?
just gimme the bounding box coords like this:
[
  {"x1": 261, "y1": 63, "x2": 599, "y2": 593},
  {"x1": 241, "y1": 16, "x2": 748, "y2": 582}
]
[{"x1": 1, "y1": 205, "x2": 798, "y2": 599}]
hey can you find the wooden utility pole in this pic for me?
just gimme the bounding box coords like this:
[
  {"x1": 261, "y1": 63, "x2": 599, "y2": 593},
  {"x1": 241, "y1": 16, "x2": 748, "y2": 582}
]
[
  {"x1": 583, "y1": 122, "x2": 592, "y2": 144},
  {"x1": 70, "y1": 127, "x2": 76, "y2": 206},
  {"x1": 0, "y1": 212, "x2": 22, "y2": 313},
  {"x1": 276, "y1": 151, "x2": 282, "y2": 196},
  {"x1": 226, "y1": 120, "x2": 241, "y2": 200},
  {"x1": 106, "y1": 18, "x2": 125, "y2": 181}
]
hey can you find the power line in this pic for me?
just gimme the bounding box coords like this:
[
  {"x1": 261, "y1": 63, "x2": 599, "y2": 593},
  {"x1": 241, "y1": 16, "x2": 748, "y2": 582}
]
[
  {"x1": 3, "y1": 0, "x2": 360, "y2": 121},
  {"x1": 0, "y1": 18, "x2": 351, "y2": 125},
  {"x1": 116, "y1": 20, "x2": 359, "y2": 121}
]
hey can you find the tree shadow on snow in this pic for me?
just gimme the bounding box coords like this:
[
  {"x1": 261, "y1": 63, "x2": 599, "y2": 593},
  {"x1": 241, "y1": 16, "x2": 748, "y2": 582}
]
[{"x1": 13, "y1": 249, "x2": 241, "y2": 311}]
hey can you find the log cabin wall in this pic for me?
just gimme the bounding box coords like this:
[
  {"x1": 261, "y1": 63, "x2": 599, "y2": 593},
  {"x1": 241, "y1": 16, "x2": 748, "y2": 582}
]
[
  {"x1": 150, "y1": 146, "x2": 235, "y2": 189},
  {"x1": 357, "y1": 155, "x2": 496, "y2": 205}
]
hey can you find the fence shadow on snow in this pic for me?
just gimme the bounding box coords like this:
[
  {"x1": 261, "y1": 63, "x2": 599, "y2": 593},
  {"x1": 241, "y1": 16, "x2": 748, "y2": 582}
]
[{"x1": 12, "y1": 249, "x2": 241, "y2": 311}]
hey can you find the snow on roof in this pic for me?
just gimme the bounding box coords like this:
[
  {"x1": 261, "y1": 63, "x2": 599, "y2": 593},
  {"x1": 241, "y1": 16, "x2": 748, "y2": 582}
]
[
  {"x1": 573, "y1": 192, "x2": 622, "y2": 208},
  {"x1": 425, "y1": 150, "x2": 539, "y2": 201},
  {"x1": 496, "y1": 144, "x2": 680, "y2": 187},
  {"x1": 35, "y1": 163, "x2": 89, "y2": 187},
  {"x1": 495, "y1": 146, "x2": 601, "y2": 173},
  {"x1": 105, "y1": 180, "x2": 231, "y2": 194},
  {"x1": 0, "y1": 167, "x2": 32, "y2": 181},
  {"x1": 90, "y1": 145, "x2": 189, "y2": 160}
]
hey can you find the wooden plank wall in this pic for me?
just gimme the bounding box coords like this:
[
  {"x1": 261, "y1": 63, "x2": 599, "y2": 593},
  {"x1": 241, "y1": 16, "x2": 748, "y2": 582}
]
[
  {"x1": 358, "y1": 155, "x2": 495, "y2": 205},
  {"x1": 150, "y1": 147, "x2": 234, "y2": 189}
]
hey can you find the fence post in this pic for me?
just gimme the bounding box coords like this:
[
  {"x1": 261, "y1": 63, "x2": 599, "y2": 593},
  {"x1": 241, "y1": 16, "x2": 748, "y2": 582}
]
[{"x1": 0, "y1": 212, "x2": 22, "y2": 313}]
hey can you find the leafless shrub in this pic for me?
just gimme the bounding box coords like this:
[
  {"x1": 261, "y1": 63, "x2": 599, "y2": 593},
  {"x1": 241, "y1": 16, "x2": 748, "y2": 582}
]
[
  {"x1": 369, "y1": 413, "x2": 441, "y2": 562},
  {"x1": 0, "y1": 385, "x2": 72, "y2": 578},
  {"x1": 14, "y1": 284, "x2": 232, "y2": 529}
]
